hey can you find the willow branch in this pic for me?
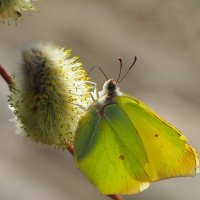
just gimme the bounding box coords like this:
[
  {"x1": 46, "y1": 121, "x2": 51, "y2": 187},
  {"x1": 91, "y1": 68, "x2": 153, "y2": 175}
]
[
  {"x1": 108, "y1": 195, "x2": 124, "y2": 200},
  {"x1": 66, "y1": 144, "x2": 74, "y2": 154},
  {"x1": 0, "y1": 64, "x2": 125, "y2": 200},
  {"x1": 0, "y1": 64, "x2": 12, "y2": 85}
]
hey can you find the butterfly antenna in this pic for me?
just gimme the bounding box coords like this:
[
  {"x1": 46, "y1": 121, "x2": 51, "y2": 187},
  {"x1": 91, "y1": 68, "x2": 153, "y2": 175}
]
[
  {"x1": 87, "y1": 66, "x2": 96, "y2": 76},
  {"x1": 116, "y1": 57, "x2": 123, "y2": 84},
  {"x1": 118, "y1": 56, "x2": 137, "y2": 84},
  {"x1": 77, "y1": 66, "x2": 108, "y2": 88},
  {"x1": 75, "y1": 66, "x2": 96, "y2": 86},
  {"x1": 87, "y1": 66, "x2": 108, "y2": 81},
  {"x1": 97, "y1": 66, "x2": 109, "y2": 81}
]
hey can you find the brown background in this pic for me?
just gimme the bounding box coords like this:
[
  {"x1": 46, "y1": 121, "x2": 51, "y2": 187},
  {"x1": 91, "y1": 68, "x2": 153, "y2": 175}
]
[{"x1": 0, "y1": 0, "x2": 200, "y2": 200}]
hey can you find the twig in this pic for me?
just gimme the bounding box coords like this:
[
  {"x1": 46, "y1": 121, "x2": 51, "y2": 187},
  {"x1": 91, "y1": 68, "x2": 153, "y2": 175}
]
[
  {"x1": 0, "y1": 64, "x2": 12, "y2": 85},
  {"x1": 0, "y1": 64, "x2": 125, "y2": 200},
  {"x1": 108, "y1": 195, "x2": 124, "y2": 200},
  {"x1": 66, "y1": 144, "x2": 74, "y2": 154}
]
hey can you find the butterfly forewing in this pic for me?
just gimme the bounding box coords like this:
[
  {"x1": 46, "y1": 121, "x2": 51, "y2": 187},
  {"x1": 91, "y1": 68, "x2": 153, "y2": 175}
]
[{"x1": 115, "y1": 95, "x2": 199, "y2": 181}]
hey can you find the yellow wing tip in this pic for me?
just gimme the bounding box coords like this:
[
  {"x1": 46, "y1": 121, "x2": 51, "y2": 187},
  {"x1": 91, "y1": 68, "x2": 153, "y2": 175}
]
[
  {"x1": 121, "y1": 182, "x2": 150, "y2": 195},
  {"x1": 192, "y1": 147, "x2": 200, "y2": 174},
  {"x1": 139, "y1": 182, "x2": 150, "y2": 193},
  {"x1": 101, "y1": 182, "x2": 150, "y2": 195}
]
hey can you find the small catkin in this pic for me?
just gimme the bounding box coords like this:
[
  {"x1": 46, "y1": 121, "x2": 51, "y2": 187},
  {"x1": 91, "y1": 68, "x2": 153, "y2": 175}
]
[
  {"x1": 8, "y1": 43, "x2": 91, "y2": 148},
  {"x1": 0, "y1": 0, "x2": 37, "y2": 23}
]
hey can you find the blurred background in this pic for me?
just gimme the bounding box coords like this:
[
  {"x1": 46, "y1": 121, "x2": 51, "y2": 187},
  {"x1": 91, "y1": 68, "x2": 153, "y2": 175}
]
[{"x1": 0, "y1": 0, "x2": 200, "y2": 200}]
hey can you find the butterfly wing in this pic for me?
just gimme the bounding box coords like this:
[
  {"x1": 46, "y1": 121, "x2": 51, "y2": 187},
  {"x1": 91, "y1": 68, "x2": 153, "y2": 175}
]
[
  {"x1": 74, "y1": 106, "x2": 150, "y2": 195},
  {"x1": 114, "y1": 95, "x2": 199, "y2": 181},
  {"x1": 74, "y1": 95, "x2": 199, "y2": 194}
]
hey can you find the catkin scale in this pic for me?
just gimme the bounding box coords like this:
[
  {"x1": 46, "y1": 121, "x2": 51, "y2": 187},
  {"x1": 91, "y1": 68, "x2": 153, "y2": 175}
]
[{"x1": 9, "y1": 43, "x2": 91, "y2": 148}]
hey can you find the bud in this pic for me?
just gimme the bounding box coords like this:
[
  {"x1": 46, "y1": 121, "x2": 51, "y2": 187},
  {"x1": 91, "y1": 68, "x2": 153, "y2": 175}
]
[{"x1": 9, "y1": 43, "x2": 91, "y2": 148}]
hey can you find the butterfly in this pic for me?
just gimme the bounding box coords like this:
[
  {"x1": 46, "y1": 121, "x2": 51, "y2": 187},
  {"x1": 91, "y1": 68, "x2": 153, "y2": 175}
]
[{"x1": 74, "y1": 57, "x2": 199, "y2": 195}]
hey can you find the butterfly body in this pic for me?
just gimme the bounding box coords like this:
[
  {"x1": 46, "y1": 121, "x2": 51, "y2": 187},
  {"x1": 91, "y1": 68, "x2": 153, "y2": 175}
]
[
  {"x1": 95, "y1": 79, "x2": 120, "y2": 115},
  {"x1": 74, "y1": 79, "x2": 199, "y2": 195}
]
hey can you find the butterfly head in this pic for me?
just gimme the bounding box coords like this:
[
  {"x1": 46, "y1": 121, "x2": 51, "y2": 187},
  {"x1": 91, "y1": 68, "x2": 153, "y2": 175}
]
[
  {"x1": 101, "y1": 79, "x2": 122, "y2": 98},
  {"x1": 97, "y1": 79, "x2": 121, "y2": 111},
  {"x1": 104, "y1": 79, "x2": 117, "y2": 92},
  {"x1": 95, "y1": 57, "x2": 137, "y2": 103}
]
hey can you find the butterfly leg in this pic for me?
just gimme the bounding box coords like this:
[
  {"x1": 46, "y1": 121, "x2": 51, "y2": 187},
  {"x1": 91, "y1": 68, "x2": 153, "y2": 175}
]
[
  {"x1": 68, "y1": 102, "x2": 88, "y2": 111},
  {"x1": 85, "y1": 81, "x2": 99, "y2": 102}
]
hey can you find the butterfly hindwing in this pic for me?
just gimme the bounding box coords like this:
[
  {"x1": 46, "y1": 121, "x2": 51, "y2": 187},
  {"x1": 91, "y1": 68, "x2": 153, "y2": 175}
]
[{"x1": 75, "y1": 104, "x2": 151, "y2": 194}]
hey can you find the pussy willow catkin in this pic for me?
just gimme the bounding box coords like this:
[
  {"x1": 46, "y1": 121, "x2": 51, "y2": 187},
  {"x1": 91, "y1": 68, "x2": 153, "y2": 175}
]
[
  {"x1": 0, "y1": 0, "x2": 37, "y2": 23},
  {"x1": 9, "y1": 43, "x2": 91, "y2": 148}
]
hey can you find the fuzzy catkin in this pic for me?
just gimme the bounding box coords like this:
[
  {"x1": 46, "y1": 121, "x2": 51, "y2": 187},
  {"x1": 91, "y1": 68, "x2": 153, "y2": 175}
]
[
  {"x1": 0, "y1": 0, "x2": 37, "y2": 23},
  {"x1": 9, "y1": 43, "x2": 91, "y2": 148}
]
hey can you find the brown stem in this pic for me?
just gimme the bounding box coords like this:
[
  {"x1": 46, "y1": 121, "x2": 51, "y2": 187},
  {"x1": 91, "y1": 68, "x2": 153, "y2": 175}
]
[
  {"x1": 108, "y1": 195, "x2": 124, "y2": 200},
  {"x1": 0, "y1": 64, "x2": 12, "y2": 85},
  {"x1": 0, "y1": 64, "x2": 125, "y2": 200},
  {"x1": 67, "y1": 144, "x2": 74, "y2": 155}
]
